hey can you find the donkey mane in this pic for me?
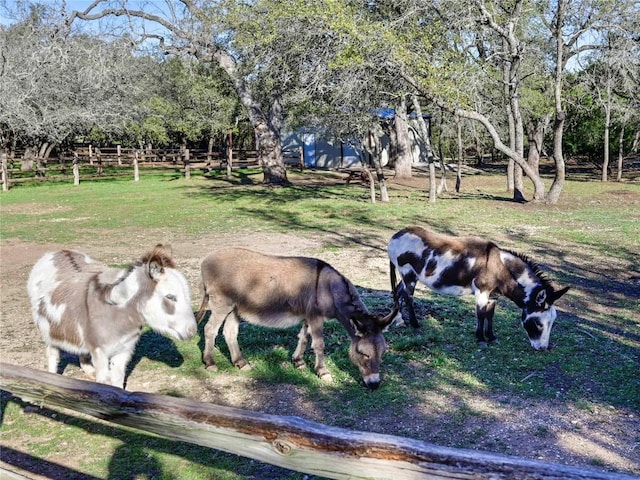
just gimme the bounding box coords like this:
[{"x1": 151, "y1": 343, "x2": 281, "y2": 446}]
[
  {"x1": 503, "y1": 249, "x2": 552, "y2": 289},
  {"x1": 94, "y1": 244, "x2": 175, "y2": 302},
  {"x1": 139, "y1": 244, "x2": 176, "y2": 269}
]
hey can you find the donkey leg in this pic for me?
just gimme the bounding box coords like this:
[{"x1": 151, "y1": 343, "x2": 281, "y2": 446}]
[
  {"x1": 306, "y1": 318, "x2": 332, "y2": 382},
  {"x1": 222, "y1": 312, "x2": 250, "y2": 371},
  {"x1": 474, "y1": 315, "x2": 487, "y2": 345},
  {"x1": 292, "y1": 322, "x2": 309, "y2": 369},
  {"x1": 403, "y1": 288, "x2": 420, "y2": 329},
  {"x1": 203, "y1": 304, "x2": 229, "y2": 372},
  {"x1": 398, "y1": 274, "x2": 420, "y2": 328},
  {"x1": 484, "y1": 300, "x2": 498, "y2": 344},
  {"x1": 79, "y1": 353, "x2": 95, "y2": 378},
  {"x1": 475, "y1": 293, "x2": 497, "y2": 345},
  {"x1": 46, "y1": 345, "x2": 60, "y2": 374},
  {"x1": 91, "y1": 348, "x2": 111, "y2": 385},
  {"x1": 109, "y1": 349, "x2": 135, "y2": 389}
]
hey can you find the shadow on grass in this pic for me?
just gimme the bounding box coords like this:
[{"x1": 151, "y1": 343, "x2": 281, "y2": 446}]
[
  {"x1": 0, "y1": 445, "x2": 102, "y2": 480},
  {"x1": 57, "y1": 331, "x2": 186, "y2": 388}
]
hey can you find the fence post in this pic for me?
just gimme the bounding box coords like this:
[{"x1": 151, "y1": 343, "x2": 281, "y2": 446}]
[
  {"x1": 73, "y1": 152, "x2": 80, "y2": 186},
  {"x1": 1, "y1": 150, "x2": 8, "y2": 191},
  {"x1": 117, "y1": 145, "x2": 122, "y2": 166},
  {"x1": 96, "y1": 148, "x2": 103, "y2": 176},
  {"x1": 133, "y1": 151, "x2": 140, "y2": 182},
  {"x1": 183, "y1": 148, "x2": 191, "y2": 180},
  {"x1": 226, "y1": 130, "x2": 233, "y2": 178}
]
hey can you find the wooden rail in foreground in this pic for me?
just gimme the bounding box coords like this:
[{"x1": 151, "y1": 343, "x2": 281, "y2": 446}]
[{"x1": 0, "y1": 363, "x2": 635, "y2": 480}]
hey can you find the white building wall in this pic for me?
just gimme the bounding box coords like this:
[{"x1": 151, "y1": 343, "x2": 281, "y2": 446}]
[{"x1": 282, "y1": 116, "x2": 430, "y2": 169}]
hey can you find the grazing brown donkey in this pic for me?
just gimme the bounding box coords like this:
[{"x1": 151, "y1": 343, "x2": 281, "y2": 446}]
[
  {"x1": 196, "y1": 247, "x2": 397, "y2": 390},
  {"x1": 388, "y1": 226, "x2": 570, "y2": 350},
  {"x1": 28, "y1": 245, "x2": 197, "y2": 388}
]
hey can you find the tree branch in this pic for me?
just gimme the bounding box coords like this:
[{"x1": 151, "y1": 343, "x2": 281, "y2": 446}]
[{"x1": 68, "y1": 4, "x2": 186, "y2": 39}]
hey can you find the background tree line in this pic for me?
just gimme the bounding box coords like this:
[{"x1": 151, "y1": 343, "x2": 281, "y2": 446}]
[{"x1": 1, "y1": 0, "x2": 638, "y2": 203}]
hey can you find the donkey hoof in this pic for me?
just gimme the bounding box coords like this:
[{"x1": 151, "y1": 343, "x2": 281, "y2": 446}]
[
  {"x1": 206, "y1": 365, "x2": 219, "y2": 372},
  {"x1": 477, "y1": 341, "x2": 488, "y2": 348},
  {"x1": 239, "y1": 363, "x2": 252, "y2": 371},
  {"x1": 319, "y1": 373, "x2": 333, "y2": 383}
]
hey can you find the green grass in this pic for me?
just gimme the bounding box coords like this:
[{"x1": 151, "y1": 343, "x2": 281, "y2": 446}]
[{"x1": 1, "y1": 167, "x2": 639, "y2": 478}]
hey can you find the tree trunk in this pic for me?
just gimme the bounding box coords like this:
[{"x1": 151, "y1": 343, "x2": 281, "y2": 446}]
[
  {"x1": 513, "y1": 165, "x2": 525, "y2": 203},
  {"x1": 437, "y1": 109, "x2": 449, "y2": 194},
  {"x1": 616, "y1": 122, "x2": 625, "y2": 182},
  {"x1": 526, "y1": 115, "x2": 550, "y2": 177},
  {"x1": 546, "y1": 110, "x2": 566, "y2": 204},
  {"x1": 471, "y1": 122, "x2": 483, "y2": 167},
  {"x1": 602, "y1": 83, "x2": 611, "y2": 182},
  {"x1": 365, "y1": 130, "x2": 390, "y2": 203},
  {"x1": 412, "y1": 95, "x2": 437, "y2": 203},
  {"x1": 374, "y1": 160, "x2": 390, "y2": 203},
  {"x1": 363, "y1": 165, "x2": 376, "y2": 203},
  {"x1": 507, "y1": 159, "x2": 515, "y2": 192},
  {"x1": 503, "y1": 40, "x2": 516, "y2": 195},
  {"x1": 546, "y1": 0, "x2": 568, "y2": 205},
  {"x1": 393, "y1": 98, "x2": 412, "y2": 178},
  {"x1": 21, "y1": 147, "x2": 34, "y2": 171},
  {"x1": 456, "y1": 115, "x2": 463, "y2": 193},
  {"x1": 455, "y1": 108, "x2": 546, "y2": 201},
  {"x1": 255, "y1": 120, "x2": 288, "y2": 185},
  {"x1": 631, "y1": 129, "x2": 639, "y2": 153},
  {"x1": 212, "y1": 49, "x2": 288, "y2": 185}
]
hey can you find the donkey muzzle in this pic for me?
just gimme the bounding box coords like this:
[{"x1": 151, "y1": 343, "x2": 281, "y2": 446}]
[{"x1": 364, "y1": 373, "x2": 381, "y2": 390}]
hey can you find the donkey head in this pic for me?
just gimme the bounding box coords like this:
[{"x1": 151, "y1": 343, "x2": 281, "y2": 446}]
[
  {"x1": 521, "y1": 285, "x2": 570, "y2": 350},
  {"x1": 348, "y1": 307, "x2": 397, "y2": 390},
  {"x1": 139, "y1": 245, "x2": 197, "y2": 341}
]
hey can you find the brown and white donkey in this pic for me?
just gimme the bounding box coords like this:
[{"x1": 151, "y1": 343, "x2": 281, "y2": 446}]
[
  {"x1": 388, "y1": 226, "x2": 570, "y2": 350},
  {"x1": 27, "y1": 245, "x2": 197, "y2": 388}
]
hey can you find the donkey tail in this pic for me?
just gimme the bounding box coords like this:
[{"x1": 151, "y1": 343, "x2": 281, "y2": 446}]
[
  {"x1": 389, "y1": 261, "x2": 400, "y2": 309},
  {"x1": 195, "y1": 287, "x2": 210, "y2": 324}
]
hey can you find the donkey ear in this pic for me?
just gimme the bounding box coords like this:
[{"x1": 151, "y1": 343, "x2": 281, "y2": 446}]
[
  {"x1": 378, "y1": 305, "x2": 399, "y2": 330},
  {"x1": 535, "y1": 289, "x2": 547, "y2": 306},
  {"x1": 350, "y1": 315, "x2": 370, "y2": 337},
  {"x1": 350, "y1": 319, "x2": 365, "y2": 337},
  {"x1": 148, "y1": 260, "x2": 165, "y2": 280},
  {"x1": 550, "y1": 286, "x2": 570, "y2": 304}
]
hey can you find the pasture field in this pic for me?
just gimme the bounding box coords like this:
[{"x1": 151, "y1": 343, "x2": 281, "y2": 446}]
[{"x1": 1, "y1": 166, "x2": 639, "y2": 479}]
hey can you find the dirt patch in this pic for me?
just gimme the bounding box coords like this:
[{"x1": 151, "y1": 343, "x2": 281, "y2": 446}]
[{"x1": 1, "y1": 231, "x2": 639, "y2": 478}]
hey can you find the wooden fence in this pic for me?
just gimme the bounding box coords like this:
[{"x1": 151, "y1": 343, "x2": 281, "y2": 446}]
[
  {"x1": 0, "y1": 363, "x2": 635, "y2": 480},
  {"x1": 0, "y1": 146, "x2": 304, "y2": 191}
]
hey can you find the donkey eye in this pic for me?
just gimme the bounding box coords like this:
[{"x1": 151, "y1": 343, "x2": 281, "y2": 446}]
[{"x1": 165, "y1": 294, "x2": 177, "y2": 302}]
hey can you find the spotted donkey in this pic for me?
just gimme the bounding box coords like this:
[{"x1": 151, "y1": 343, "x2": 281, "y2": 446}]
[{"x1": 388, "y1": 226, "x2": 570, "y2": 350}]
